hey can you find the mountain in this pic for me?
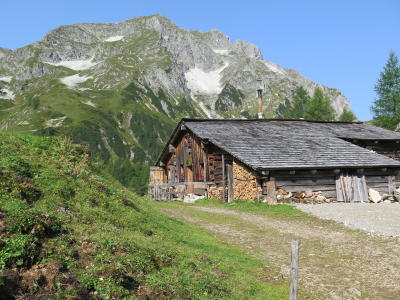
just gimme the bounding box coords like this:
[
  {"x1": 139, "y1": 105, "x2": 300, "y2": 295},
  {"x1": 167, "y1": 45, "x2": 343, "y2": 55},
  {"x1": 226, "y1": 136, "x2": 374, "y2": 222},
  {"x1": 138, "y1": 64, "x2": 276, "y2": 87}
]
[{"x1": 0, "y1": 15, "x2": 352, "y2": 192}]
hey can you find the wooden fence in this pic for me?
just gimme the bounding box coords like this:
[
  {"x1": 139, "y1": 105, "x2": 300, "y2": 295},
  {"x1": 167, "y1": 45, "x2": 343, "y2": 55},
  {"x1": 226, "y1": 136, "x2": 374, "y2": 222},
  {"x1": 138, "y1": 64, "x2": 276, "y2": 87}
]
[{"x1": 148, "y1": 182, "x2": 207, "y2": 201}]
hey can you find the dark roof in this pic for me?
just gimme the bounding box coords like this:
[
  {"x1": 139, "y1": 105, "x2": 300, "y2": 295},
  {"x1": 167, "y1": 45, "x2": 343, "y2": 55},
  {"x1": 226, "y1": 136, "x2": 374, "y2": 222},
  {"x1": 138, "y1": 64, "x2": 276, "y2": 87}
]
[{"x1": 158, "y1": 118, "x2": 400, "y2": 170}]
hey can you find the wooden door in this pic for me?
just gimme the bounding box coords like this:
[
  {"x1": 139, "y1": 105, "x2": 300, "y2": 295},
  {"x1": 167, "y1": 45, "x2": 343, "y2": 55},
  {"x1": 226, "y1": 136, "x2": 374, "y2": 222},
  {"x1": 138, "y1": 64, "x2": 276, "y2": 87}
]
[{"x1": 336, "y1": 172, "x2": 368, "y2": 203}]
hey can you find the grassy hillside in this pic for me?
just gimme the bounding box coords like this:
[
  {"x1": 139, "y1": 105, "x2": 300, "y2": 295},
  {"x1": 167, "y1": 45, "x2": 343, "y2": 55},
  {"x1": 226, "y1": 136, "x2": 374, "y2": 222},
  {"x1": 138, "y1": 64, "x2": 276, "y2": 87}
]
[{"x1": 0, "y1": 132, "x2": 287, "y2": 299}]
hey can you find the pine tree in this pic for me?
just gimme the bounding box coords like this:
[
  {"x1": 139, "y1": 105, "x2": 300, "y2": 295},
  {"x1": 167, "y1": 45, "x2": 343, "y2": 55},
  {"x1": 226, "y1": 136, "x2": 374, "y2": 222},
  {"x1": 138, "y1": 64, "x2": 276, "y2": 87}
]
[
  {"x1": 281, "y1": 87, "x2": 311, "y2": 119},
  {"x1": 339, "y1": 109, "x2": 357, "y2": 122},
  {"x1": 371, "y1": 51, "x2": 400, "y2": 130},
  {"x1": 304, "y1": 87, "x2": 335, "y2": 121}
]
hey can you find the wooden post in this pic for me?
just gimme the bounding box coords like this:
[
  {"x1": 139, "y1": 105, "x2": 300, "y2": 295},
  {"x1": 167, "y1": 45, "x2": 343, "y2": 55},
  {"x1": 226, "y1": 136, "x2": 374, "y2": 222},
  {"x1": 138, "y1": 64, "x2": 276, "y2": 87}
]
[
  {"x1": 266, "y1": 177, "x2": 277, "y2": 204},
  {"x1": 389, "y1": 176, "x2": 395, "y2": 194},
  {"x1": 227, "y1": 163, "x2": 233, "y2": 203},
  {"x1": 289, "y1": 240, "x2": 301, "y2": 300},
  {"x1": 222, "y1": 153, "x2": 226, "y2": 202},
  {"x1": 203, "y1": 150, "x2": 208, "y2": 198}
]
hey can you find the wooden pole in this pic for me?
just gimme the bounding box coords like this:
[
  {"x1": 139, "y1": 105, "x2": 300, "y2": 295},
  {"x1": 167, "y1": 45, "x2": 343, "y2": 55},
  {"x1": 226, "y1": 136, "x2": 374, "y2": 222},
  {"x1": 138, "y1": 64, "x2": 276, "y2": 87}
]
[
  {"x1": 227, "y1": 163, "x2": 233, "y2": 203},
  {"x1": 266, "y1": 177, "x2": 277, "y2": 204},
  {"x1": 222, "y1": 153, "x2": 226, "y2": 202},
  {"x1": 203, "y1": 150, "x2": 208, "y2": 198},
  {"x1": 289, "y1": 240, "x2": 300, "y2": 300}
]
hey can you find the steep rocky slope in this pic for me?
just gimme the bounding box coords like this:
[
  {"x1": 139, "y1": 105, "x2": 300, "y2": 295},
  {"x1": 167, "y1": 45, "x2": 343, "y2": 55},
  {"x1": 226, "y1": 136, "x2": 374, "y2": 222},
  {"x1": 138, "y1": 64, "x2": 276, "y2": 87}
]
[{"x1": 0, "y1": 15, "x2": 351, "y2": 191}]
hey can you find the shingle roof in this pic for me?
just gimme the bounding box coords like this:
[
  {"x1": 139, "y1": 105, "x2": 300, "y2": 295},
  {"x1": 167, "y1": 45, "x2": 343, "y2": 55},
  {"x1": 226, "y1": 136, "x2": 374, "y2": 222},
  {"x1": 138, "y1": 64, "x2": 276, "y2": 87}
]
[{"x1": 180, "y1": 119, "x2": 400, "y2": 170}]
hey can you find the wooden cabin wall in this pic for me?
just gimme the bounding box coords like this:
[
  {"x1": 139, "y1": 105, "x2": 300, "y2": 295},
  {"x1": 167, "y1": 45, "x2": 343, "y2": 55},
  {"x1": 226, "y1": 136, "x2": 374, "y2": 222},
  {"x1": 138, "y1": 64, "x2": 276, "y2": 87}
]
[
  {"x1": 271, "y1": 170, "x2": 337, "y2": 199},
  {"x1": 165, "y1": 131, "x2": 205, "y2": 183}
]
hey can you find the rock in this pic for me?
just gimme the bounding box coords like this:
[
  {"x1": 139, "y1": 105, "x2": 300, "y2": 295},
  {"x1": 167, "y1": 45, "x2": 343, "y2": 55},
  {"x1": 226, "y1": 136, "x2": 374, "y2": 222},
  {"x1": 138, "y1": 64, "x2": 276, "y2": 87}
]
[
  {"x1": 283, "y1": 192, "x2": 292, "y2": 199},
  {"x1": 315, "y1": 195, "x2": 327, "y2": 202},
  {"x1": 348, "y1": 287, "x2": 362, "y2": 297},
  {"x1": 393, "y1": 192, "x2": 400, "y2": 202},
  {"x1": 383, "y1": 200, "x2": 392, "y2": 203},
  {"x1": 304, "y1": 190, "x2": 313, "y2": 198},
  {"x1": 368, "y1": 188, "x2": 382, "y2": 203},
  {"x1": 277, "y1": 188, "x2": 288, "y2": 195},
  {"x1": 183, "y1": 193, "x2": 204, "y2": 203}
]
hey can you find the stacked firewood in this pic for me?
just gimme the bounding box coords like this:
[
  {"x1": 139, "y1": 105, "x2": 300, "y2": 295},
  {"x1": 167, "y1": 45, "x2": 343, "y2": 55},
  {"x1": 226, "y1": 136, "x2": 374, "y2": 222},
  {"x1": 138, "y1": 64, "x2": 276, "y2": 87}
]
[
  {"x1": 208, "y1": 186, "x2": 224, "y2": 199},
  {"x1": 233, "y1": 162, "x2": 261, "y2": 201}
]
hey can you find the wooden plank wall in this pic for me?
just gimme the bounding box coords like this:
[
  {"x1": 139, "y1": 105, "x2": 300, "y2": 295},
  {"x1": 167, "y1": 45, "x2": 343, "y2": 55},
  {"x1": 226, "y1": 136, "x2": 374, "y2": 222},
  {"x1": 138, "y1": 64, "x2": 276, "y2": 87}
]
[
  {"x1": 273, "y1": 170, "x2": 337, "y2": 198},
  {"x1": 165, "y1": 132, "x2": 205, "y2": 183}
]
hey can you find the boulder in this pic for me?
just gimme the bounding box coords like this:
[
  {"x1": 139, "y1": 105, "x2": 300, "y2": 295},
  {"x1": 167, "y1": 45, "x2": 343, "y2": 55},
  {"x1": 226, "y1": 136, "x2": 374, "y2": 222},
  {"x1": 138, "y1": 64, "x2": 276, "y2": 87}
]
[
  {"x1": 304, "y1": 190, "x2": 313, "y2": 198},
  {"x1": 315, "y1": 195, "x2": 327, "y2": 202},
  {"x1": 368, "y1": 188, "x2": 382, "y2": 203}
]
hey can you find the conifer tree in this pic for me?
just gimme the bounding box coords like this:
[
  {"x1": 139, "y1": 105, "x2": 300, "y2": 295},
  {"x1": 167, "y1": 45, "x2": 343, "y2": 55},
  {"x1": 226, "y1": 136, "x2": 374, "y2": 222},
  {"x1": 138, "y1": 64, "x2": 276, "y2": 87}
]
[
  {"x1": 281, "y1": 87, "x2": 311, "y2": 119},
  {"x1": 371, "y1": 51, "x2": 400, "y2": 130},
  {"x1": 339, "y1": 109, "x2": 357, "y2": 122},
  {"x1": 304, "y1": 87, "x2": 335, "y2": 121}
]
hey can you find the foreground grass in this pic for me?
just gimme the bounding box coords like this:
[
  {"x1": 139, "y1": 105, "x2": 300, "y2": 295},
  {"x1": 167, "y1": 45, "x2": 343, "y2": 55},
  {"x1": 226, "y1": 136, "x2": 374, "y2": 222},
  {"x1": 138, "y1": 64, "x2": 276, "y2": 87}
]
[
  {"x1": 161, "y1": 198, "x2": 307, "y2": 219},
  {"x1": 0, "y1": 133, "x2": 288, "y2": 299}
]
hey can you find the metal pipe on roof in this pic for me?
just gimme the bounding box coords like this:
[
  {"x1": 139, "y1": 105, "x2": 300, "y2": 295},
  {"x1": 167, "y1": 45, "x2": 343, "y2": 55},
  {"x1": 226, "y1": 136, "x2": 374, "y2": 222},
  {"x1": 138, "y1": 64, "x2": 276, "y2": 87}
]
[{"x1": 257, "y1": 79, "x2": 264, "y2": 119}]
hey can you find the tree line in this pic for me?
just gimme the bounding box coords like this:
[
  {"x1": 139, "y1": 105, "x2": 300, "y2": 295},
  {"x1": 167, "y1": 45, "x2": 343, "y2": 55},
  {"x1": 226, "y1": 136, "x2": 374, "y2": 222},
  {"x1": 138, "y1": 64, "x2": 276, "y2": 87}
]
[
  {"x1": 280, "y1": 86, "x2": 356, "y2": 121},
  {"x1": 281, "y1": 51, "x2": 400, "y2": 130}
]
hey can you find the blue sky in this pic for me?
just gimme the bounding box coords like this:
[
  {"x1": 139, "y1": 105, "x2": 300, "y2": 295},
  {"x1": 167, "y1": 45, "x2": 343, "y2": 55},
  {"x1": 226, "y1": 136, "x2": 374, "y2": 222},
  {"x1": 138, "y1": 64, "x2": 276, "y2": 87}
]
[{"x1": 1, "y1": 1, "x2": 399, "y2": 120}]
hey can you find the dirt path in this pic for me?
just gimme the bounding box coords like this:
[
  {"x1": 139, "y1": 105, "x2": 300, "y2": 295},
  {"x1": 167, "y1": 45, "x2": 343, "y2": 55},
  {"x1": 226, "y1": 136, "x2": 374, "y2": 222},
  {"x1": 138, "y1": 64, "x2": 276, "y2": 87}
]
[{"x1": 159, "y1": 205, "x2": 400, "y2": 300}]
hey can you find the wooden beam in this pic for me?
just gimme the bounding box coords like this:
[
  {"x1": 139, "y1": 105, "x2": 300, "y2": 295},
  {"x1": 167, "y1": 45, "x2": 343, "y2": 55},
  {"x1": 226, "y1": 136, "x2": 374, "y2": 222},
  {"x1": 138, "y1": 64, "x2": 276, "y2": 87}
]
[
  {"x1": 222, "y1": 153, "x2": 226, "y2": 202},
  {"x1": 266, "y1": 177, "x2": 277, "y2": 204},
  {"x1": 227, "y1": 163, "x2": 233, "y2": 203}
]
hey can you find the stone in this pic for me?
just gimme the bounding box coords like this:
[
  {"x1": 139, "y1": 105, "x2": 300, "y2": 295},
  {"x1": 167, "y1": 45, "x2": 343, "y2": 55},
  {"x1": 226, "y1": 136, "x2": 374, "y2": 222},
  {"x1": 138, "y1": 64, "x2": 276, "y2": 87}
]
[
  {"x1": 183, "y1": 193, "x2": 204, "y2": 203},
  {"x1": 315, "y1": 195, "x2": 327, "y2": 202},
  {"x1": 304, "y1": 190, "x2": 313, "y2": 198},
  {"x1": 368, "y1": 188, "x2": 382, "y2": 203},
  {"x1": 383, "y1": 200, "x2": 392, "y2": 203}
]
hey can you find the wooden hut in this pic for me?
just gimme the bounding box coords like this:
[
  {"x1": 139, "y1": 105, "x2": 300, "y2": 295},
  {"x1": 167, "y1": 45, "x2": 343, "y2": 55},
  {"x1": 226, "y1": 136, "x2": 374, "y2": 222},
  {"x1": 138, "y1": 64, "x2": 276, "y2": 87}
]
[{"x1": 149, "y1": 118, "x2": 400, "y2": 203}]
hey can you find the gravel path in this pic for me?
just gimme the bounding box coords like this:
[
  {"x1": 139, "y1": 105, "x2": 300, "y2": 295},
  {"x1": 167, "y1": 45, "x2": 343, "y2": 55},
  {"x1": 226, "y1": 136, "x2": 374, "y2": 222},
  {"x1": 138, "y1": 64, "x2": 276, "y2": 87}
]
[
  {"x1": 295, "y1": 203, "x2": 400, "y2": 237},
  {"x1": 159, "y1": 204, "x2": 400, "y2": 299}
]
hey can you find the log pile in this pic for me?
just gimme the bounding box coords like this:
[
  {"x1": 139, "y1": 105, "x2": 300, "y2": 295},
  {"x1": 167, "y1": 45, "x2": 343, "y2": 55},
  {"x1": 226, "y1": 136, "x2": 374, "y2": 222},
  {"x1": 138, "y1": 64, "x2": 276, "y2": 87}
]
[
  {"x1": 233, "y1": 162, "x2": 261, "y2": 201},
  {"x1": 207, "y1": 186, "x2": 224, "y2": 199}
]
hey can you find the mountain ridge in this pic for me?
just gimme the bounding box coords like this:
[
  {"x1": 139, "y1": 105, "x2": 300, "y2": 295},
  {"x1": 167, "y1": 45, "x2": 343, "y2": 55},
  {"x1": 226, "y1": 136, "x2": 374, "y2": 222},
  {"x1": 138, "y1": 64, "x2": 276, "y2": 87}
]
[{"x1": 0, "y1": 14, "x2": 352, "y2": 192}]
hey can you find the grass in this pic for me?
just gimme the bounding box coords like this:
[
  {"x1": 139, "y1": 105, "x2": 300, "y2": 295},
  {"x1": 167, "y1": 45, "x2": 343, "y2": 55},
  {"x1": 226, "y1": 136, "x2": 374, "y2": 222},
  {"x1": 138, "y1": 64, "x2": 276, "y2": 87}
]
[
  {"x1": 0, "y1": 132, "x2": 289, "y2": 299},
  {"x1": 186, "y1": 198, "x2": 307, "y2": 219}
]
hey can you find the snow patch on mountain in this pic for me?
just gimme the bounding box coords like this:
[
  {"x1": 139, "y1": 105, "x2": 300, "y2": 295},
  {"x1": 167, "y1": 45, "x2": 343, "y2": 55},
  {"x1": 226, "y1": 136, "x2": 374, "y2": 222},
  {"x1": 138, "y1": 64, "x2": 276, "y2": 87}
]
[
  {"x1": 263, "y1": 61, "x2": 285, "y2": 75},
  {"x1": 82, "y1": 100, "x2": 97, "y2": 107},
  {"x1": 60, "y1": 74, "x2": 92, "y2": 88},
  {"x1": 45, "y1": 116, "x2": 67, "y2": 128},
  {"x1": 0, "y1": 76, "x2": 12, "y2": 83},
  {"x1": 185, "y1": 63, "x2": 228, "y2": 94},
  {"x1": 213, "y1": 49, "x2": 230, "y2": 55},
  {"x1": 0, "y1": 88, "x2": 15, "y2": 100},
  {"x1": 46, "y1": 59, "x2": 97, "y2": 71},
  {"x1": 104, "y1": 35, "x2": 124, "y2": 42}
]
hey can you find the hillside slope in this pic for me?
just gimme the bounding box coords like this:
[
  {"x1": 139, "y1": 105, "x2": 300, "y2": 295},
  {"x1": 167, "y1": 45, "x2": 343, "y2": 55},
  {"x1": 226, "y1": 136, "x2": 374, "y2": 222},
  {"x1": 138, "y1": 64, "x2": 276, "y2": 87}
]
[
  {"x1": 0, "y1": 133, "x2": 287, "y2": 299},
  {"x1": 0, "y1": 15, "x2": 352, "y2": 192}
]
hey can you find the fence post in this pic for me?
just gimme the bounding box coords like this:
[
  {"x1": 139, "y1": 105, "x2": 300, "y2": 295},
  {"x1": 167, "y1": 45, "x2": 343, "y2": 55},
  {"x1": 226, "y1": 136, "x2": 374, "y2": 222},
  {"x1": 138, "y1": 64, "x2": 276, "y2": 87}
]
[{"x1": 289, "y1": 240, "x2": 300, "y2": 300}]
